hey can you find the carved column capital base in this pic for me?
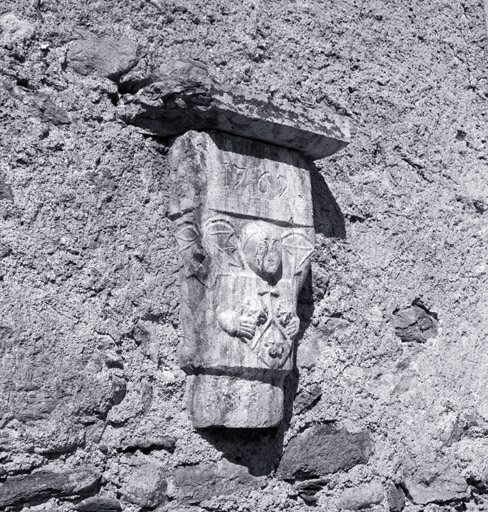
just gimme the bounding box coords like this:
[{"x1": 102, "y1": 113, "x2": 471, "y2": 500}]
[{"x1": 188, "y1": 374, "x2": 286, "y2": 429}]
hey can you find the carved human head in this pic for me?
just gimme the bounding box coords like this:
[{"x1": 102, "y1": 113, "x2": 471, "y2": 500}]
[{"x1": 241, "y1": 222, "x2": 282, "y2": 281}]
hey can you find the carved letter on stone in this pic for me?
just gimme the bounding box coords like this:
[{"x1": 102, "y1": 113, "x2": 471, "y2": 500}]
[{"x1": 169, "y1": 130, "x2": 316, "y2": 428}]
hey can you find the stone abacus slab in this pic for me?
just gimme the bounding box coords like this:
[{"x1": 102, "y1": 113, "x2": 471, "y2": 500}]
[{"x1": 120, "y1": 60, "x2": 349, "y2": 160}]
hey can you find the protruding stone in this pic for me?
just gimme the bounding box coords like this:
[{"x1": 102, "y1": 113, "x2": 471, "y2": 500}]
[
  {"x1": 67, "y1": 35, "x2": 139, "y2": 81},
  {"x1": 0, "y1": 468, "x2": 101, "y2": 508},
  {"x1": 170, "y1": 130, "x2": 315, "y2": 428},
  {"x1": 393, "y1": 302, "x2": 438, "y2": 343},
  {"x1": 338, "y1": 481, "x2": 384, "y2": 510},
  {"x1": 387, "y1": 484, "x2": 406, "y2": 512},
  {"x1": 0, "y1": 13, "x2": 34, "y2": 46},
  {"x1": 37, "y1": 94, "x2": 71, "y2": 126},
  {"x1": 294, "y1": 478, "x2": 328, "y2": 505},
  {"x1": 174, "y1": 460, "x2": 265, "y2": 504},
  {"x1": 297, "y1": 336, "x2": 320, "y2": 370},
  {"x1": 403, "y1": 464, "x2": 468, "y2": 505},
  {"x1": 277, "y1": 425, "x2": 373, "y2": 480},
  {"x1": 76, "y1": 497, "x2": 122, "y2": 512},
  {"x1": 293, "y1": 383, "x2": 322, "y2": 414},
  {"x1": 120, "y1": 59, "x2": 349, "y2": 160},
  {"x1": 120, "y1": 462, "x2": 167, "y2": 509}
]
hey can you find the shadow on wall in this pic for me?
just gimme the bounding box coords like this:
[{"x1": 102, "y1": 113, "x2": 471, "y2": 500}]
[
  {"x1": 310, "y1": 164, "x2": 345, "y2": 240},
  {"x1": 199, "y1": 165, "x2": 345, "y2": 477}
]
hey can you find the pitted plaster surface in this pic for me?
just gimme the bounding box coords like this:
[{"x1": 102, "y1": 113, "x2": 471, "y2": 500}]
[{"x1": 0, "y1": 1, "x2": 487, "y2": 510}]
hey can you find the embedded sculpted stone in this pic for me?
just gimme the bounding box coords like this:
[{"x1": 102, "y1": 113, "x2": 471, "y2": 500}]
[{"x1": 170, "y1": 130, "x2": 315, "y2": 428}]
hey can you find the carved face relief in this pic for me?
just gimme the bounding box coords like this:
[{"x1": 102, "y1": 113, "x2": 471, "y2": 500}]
[
  {"x1": 241, "y1": 222, "x2": 282, "y2": 282},
  {"x1": 169, "y1": 130, "x2": 315, "y2": 428}
]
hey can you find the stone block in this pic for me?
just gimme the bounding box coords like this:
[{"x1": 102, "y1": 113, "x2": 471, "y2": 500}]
[
  {"x1": 170, "y1": 130, "x2": 316, "y2": 428},
  {"x1": 338, "y1": 481, "x2": 384, "y2": 510},
  {"x1": 277, "y1": 425, "x2": 373, "y2": 480},
  {"x1": 174, "y1": 459, "x2": 265, "y2": 504},
  {"x1": 188, "y1": 374, "x2": 285, "y2": 429},
  {"x1": 0, "y1": 468, "x2": 101, "y2": 508},
  {"x1": 76, "y1": 497, "x2": 122, "y2": 512},
  {"x1": 403, "y1": 464, "x2": 468, "y2": 505},
  {"x1": 67, "y1": 35, "x2": 139, "y2": 81},
  {"x1": 121, "y1": 59, "x2": 349, "y2": 160},
  {"x1": 120, "y1": 462, "x2": 167, "y2": 509},
  {"x1": 386, "y1": 483, "x2": 406, "y2": 512}
]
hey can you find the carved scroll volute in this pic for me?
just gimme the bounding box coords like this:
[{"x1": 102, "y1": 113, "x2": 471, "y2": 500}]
[{"x1": 169, "y1": 130, "x2": 315, "y2": 428}]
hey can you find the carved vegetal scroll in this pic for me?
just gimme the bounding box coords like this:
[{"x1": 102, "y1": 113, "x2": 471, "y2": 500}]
[{"x1": 170, "y1": 130, "x2": 315, "y2": 428}]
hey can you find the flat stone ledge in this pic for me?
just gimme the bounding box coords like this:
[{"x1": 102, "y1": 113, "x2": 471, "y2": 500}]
[{"x1": 119, "y1": 59, "x2": 350, "y2": 160}]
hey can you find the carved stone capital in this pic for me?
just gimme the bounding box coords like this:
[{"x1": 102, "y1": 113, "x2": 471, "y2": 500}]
[
  {"x1": 160, "y1": 61, "x2": 349, "y2": 428},
  {"x1": 169, "y1": 130, "x2": 318, "y2": 428}
]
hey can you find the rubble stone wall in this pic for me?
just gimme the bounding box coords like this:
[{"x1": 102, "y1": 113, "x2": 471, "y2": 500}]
[{"x1": 0, "y1": 1, "x2": 487, "y2": 511}]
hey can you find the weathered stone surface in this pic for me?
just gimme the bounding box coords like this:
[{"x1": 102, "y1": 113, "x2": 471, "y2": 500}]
[
  {"x1": 76, "y1": 497, "x2": 122, "y2": 512},
  {"x1": 67, "y1": 35, "x2": 139, "y2": 80},
  {"x1": 174, "y1": 459, "x2": 265, "y2": 504},
  {"x1": 338, "y1": 481, "x2": 384, "y2": 510},
  {"x1": 393, "y1": 303, "x2": 438, "y2": 343},
  {"x1": 0, "y1": 13, "x2": 34, "y2": 46},
  {"x1": 120, "y1": 434, "x2": 176, "y2": 453},
  {"x1": 403, "y1": 464, "x2": 468, "y2": 505},
  {"x1": 188, "y1": 374, "x2": 285, "y2": 429},
  {"x1": 296, "y1": 335, "x2": 320, "y2": 370},
  {"x1": 294, "y1": 478, "x2": 328, "y2": 505},
  {"x1": 36, "y1": 94, "x2": 71, "y2": 126},
  {"x1": 0, "y1": 170, "x2": 14, "y2": 202},
  {"x1": 170, "y1": 129, "x2": 315, "y2": 428},
  {"x1": 277, "y1": 425, "x2": 373, "y2": 480},
  {"x1": 120, "y1": 462, "x2": 167, "y2": 508},
  {"x1": 0, "y1": 0, "x2": 487, "y2": 510},
  {"x1": 293, "y1": 383, "x2": 322, "y2": 414},
  {"x1": 121, "y1": 59, "x2": 349, "y2": 160},
  {"x1": 0, "y1": 468, "x2": 101, "y2": 508},
  {"x1": 386, "y1": 484, "x2": 406, "y2": 512}
]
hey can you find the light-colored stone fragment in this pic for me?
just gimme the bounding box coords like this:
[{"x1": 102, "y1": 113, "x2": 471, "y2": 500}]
[
  {"x1": 338, "y1": 481, "x2": 384, "y2": 510},
  {"x1": 403, "y1": 464, "x2": 468, "y2": 505},
  {"x1": 0, "y1": 13, "x2": 34, "y2": 45},
  {"x1": 67, "y1": 35, "x2": 139, "y2": 80}
]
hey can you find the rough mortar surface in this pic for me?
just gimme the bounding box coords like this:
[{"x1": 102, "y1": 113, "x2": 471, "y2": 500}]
[{"x1": 0, "y1": 1, "x2": 487, "y2": 511}]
